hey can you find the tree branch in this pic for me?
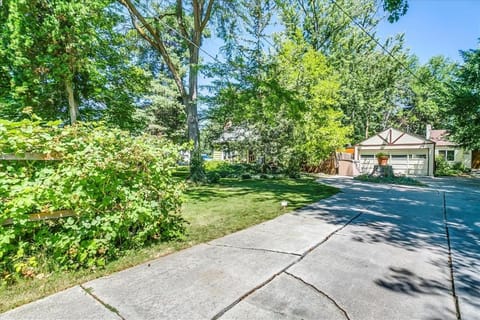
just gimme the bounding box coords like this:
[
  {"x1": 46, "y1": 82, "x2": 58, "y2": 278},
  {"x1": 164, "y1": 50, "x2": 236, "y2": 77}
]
[
  {"x1": 119, "y1": 0, "x2": 186, "y2": 97},
  {"x1": 200, "y1": 0, "x2": 214, "y2": 32},
  {"x1": 176, "y1": 0, "x2": 190, "y2": 39}
]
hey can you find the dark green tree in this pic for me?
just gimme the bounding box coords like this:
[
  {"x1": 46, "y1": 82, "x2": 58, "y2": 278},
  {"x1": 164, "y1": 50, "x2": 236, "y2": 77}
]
[
  {"x1": 448, "y1": 46, "x2": 480, "y2": 149},
  {"x1": 0, "y1": 0, "x2": 148, "y2": 128}
]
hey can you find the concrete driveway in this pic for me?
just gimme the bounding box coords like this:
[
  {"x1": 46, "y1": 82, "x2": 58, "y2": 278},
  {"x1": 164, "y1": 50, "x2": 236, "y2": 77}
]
[{"x1": 2, "y1": 177, "x2": 478, "y2": 320}]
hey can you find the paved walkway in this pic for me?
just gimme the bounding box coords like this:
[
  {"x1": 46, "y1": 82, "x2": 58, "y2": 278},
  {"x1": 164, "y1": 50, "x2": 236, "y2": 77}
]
[{"x1": 2, "y1": 177, "x2": 479, "y2": 320}]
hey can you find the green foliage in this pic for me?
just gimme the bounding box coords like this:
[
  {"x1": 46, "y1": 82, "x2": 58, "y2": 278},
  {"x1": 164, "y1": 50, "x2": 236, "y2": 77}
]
[
  {"x1": 448, "y1": 46, "x2": 480, "y2": 150},
  {"x1": 189, "y1": 150, "x2": 207, "y2": 183},
  {"x1": 206, "y1": 36, "x2": 351, "y2": 174},
  {"x1": 0, "y1": 0, "x2": 149, "y2": 127},
  {"x1": 0, "y1": 117, "x2": 185, "y2": 284},
  {"x1": 206, "y1": 172, "x2": 221, "y2": 184},
  {"x1": 434, "y1": 157, "x2": 469, "y2": 177},
  {"x1": 204, "y1": 160, "x2": 261, "y2": 179},
  {"x1": 241, "y1": 173, "x2": 252, "y2": 180},
  {"x1": 134, "y1": 79, "x2": 187, "y2": 143},
  {"x1": 395, "y1": 56, "x2": 456, "y2": 136},
  {"x1": 354, "y1": 174, "x2": 424, "y2": 186},
  {"x1": 279, "y1": 0, "x2": 412, "y2": 142}
]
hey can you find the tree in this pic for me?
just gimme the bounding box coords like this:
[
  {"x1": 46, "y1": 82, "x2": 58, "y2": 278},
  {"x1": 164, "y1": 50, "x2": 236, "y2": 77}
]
[
  {"x1": 394, "y1": 56, "x2": 456, "y2": 135},
  {"x1": 0, "y1": 0, "x2": 148, "y2": 127},
  {"x1": 135, "y1": 78, "x2": 187, "y2": 143},
  {"x1": 278, "y1": 0, "x2": 412, "y2": 142},
  {"x1": 448, "y1": 46, "x2": 480, "y2": 149},
  {"x1": 118, "y1": 0, "x2": 218, "y2": 180},
  {"x1": 206, "y1": 35, "x2": 351, "y2": 172}
]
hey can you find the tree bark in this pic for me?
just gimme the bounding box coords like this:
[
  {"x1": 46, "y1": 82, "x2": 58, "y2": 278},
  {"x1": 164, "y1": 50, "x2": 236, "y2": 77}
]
[
  {"x1": 118, "y1": 0, "x2": 214, "y2": 181},
  {"x1": 66, "y1": 79, "x2": 78, "y2": 125}
]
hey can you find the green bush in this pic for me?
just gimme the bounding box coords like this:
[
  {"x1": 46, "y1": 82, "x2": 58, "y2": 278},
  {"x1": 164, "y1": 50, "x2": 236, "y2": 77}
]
[
  {"x1": 354, "y1": 174, "x2": 424, "y2": 186},
  {"x1": 0, "y1": 117, "x2": 186, "y2": 284},
  {"x1": 434, "y1": 157, "x2": 469, "y2": 176},
  {"x1": 207, "y1": 172, "x2": 221, "y2": 184},
  {"x1": 204, "y1": 160, "x2": 261, "y2": 179}
]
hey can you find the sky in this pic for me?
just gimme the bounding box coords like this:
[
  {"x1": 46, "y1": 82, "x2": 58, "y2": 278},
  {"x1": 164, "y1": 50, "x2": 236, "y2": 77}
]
[
  {"x1": 199, "y1": 0, "x2": 480, "y2": 90},
  {"x1": 377, "y1": 0, "x2": 480, "y2": 63}
]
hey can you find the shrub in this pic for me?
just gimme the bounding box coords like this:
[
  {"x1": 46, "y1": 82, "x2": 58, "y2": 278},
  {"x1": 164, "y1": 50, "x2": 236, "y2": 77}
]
[
  {"x1": 0, "y1": 117, "x2": 186, "y2": 284},
  {"x1": 207, "y1": 172, "x2": 221, "y2": 184},
  {"x1": 204, "y1": 160, "x2": 261, "y2": 179},
  {"x1": 434, "y1": 157, "x2": 469, "y2": 176},
  {"x1": 241, "y1": 173, "x2": 252, "y2": 180},
  {"x1": 354, "y1": 174, "x2": 424, "y2": 186}
]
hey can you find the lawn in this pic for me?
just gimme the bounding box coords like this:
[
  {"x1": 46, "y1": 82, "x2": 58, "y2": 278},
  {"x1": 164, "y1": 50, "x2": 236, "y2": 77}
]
[{"x1": 0, "y1": 175, "x2": 338, "y2": 313}]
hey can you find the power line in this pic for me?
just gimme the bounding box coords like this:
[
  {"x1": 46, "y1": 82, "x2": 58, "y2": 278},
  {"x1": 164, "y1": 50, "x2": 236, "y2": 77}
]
[
  {"x1": 329, "y1": 0, "x2": 452, "y2": 98},
  {"x1": 131, "y1": 2, "x2": 222, "y2": 65}
]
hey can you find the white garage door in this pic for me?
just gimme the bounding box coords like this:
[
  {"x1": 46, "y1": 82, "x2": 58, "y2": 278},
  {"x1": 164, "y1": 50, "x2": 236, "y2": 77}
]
[{"x1": 359, "y1": 152, "x2": 428, "y2": 176}]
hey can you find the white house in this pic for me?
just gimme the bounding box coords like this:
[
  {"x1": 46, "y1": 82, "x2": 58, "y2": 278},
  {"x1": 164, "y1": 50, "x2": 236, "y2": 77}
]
[{"x1": 354, "y1": 128, "x2": 435, "y2": 176}]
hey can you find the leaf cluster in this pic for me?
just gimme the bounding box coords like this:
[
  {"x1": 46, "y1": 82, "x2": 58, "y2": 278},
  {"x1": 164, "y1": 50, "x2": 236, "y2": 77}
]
[{"x1": 0, "y1": 117, "x2": 186, "y2": 284}]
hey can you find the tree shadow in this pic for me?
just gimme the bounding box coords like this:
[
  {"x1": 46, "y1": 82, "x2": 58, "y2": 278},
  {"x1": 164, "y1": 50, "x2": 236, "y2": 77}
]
[
  {"x1": 295, "y1": 177, "x2": 479, "y2": 318},
  {"x1": 375, "y1": 266, "x2": 448, "y2": 296}
]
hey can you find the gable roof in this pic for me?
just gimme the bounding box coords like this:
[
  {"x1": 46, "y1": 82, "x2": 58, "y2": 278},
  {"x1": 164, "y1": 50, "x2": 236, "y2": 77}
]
[
  {"x1": 430, "y1": 129, "x2": 457, "y2": 147},
  {"x1": 357, "y1": 128, "x2": 433, "y2": 147}
]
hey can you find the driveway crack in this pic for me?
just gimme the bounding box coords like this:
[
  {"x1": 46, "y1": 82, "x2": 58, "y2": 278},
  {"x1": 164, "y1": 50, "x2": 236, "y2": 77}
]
[
  {"x1": 211, "y1": 211, "x2": 363, "y2": 319},
  {"x1": 284, "y1": 271, "x2": 351, "y2": 320},
  {"x1": 206, "y1": 243, "x2": 301, "y2": 257},
  {"x1": 80, "y1": 284, "x2": 126, "y2": 320}
]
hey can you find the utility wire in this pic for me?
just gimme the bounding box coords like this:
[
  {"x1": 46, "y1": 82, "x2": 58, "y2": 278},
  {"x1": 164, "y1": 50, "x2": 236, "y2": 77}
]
[{"x1": 329, "y1": 0, "x2": 453, "y2": 98}]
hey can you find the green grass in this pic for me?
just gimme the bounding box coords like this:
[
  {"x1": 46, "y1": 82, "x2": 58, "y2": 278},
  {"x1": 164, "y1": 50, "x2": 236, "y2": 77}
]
[
  {"x1": 354, "y1": 174, "x2": 425, "y2": 186},
  {"x1": 0, "y1": 176, "x2": 337, "y2": 313}
]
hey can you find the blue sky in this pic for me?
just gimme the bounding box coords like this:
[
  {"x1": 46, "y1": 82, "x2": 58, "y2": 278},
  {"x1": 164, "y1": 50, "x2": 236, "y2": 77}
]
[
  {"x1": 200, "y1": 0, "x2": 480, "y2": 89},
  {"x1": 203, "y1": 0, "x2": 480, "y2": 64},
  {"x1": 378, "y1": 0, "x2": 480, "y2": 63}
]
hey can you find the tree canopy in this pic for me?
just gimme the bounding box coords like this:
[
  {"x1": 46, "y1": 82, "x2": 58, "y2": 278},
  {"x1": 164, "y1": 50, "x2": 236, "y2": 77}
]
[{"x1": 1, "y1": 0, "x2": 476, "y2": 174}]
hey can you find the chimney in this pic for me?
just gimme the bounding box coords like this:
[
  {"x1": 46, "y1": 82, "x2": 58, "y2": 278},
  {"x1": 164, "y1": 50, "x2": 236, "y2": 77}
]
[{"x1": 426, "y1": 124, "x2": 432, "y2": 140}]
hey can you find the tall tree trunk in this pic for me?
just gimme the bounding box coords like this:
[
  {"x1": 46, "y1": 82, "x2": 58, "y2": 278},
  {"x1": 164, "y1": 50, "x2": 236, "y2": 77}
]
[
  {"x1": 65, "y1": 79, "x2": 78, "y2": 125},
  {"x1": 187, "y1": 40, "x2": 200, "y2": 150},
  {"x1": 119, "y1": 0, "x2": 214, "y2": 181},
  {"x1": 365, "y1": 117, "x2": 369, "y2": 139}
]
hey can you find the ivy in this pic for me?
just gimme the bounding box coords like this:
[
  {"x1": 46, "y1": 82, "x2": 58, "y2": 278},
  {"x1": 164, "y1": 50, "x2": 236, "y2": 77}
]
[{"x1": 0, "y1": 115, "x2": 186, "y2": 284}]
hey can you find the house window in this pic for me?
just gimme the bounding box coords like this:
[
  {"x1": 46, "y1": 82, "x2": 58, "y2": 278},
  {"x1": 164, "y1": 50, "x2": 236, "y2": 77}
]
[
  {"x1": 409, "y1": 154, "x2": 427, "y2": 159},
  {"x1": 360, "y1": 154, "x2": 375, "y2": 159},
  {"x1": 391, "y1": 155, "x2": 407, "y2": 159},
  {"x1": 438, "y1": 150, "x2": 454, "y2": 161}
]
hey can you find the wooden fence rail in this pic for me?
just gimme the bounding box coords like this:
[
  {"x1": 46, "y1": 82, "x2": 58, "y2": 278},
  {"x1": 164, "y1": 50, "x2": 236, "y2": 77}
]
[
  {"x1": 0, "y1": 153, "x2": 61, "y2": 161},
  {"x1": 1, "y1": 153, "x2": 67, "y2": 225},
  {"x1": 2, "y1": 210, "x2": 76, "y2": 226}
]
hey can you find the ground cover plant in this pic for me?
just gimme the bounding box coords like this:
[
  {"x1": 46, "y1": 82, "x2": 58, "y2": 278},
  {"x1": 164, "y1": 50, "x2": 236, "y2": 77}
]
[
  {"x1": 0, "y1": 170, "x2": 338, "y2": 312},
  {"x1": 354, "y1": 174, "x2": 425, "y2": 186}
]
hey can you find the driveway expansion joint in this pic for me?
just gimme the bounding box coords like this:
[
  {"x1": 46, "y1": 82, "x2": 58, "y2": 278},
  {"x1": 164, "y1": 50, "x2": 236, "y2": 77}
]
[
  {"x1": 284, "y1": 271, "x2": 350, "y2": 320},
  {"x1": 79, "y1": 284, "x2": 126, "y2": 320},
  {"x1": 442, "y1": 192, "x2": 462, "y2": 320},
  {"x1": 206, "y1": 243, "x2": 302, "y2": 257},
  {"x1": 212, "y1": 210, "x2": 364, "y2": 320}
]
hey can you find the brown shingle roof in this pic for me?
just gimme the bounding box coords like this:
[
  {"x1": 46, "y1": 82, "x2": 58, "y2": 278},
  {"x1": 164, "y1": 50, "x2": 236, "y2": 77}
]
[{"x1": 430, "y1": 130, "x2": 457, "y2": 146}]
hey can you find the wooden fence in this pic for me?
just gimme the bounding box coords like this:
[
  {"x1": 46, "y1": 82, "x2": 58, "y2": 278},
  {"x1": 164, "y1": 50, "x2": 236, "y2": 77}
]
[{"x1": 1, "y1": 153, "x2": 71, "y2": 225}]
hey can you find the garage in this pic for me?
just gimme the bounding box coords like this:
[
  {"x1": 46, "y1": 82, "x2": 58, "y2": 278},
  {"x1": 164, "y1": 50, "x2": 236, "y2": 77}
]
[{"x1": 354, "y1": 128, "x2": 435, "y2": 176}]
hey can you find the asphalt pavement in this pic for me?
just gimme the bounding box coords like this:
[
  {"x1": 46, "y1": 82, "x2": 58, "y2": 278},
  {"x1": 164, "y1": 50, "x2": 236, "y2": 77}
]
[{"x1": 2, "y1": 176, "x2": 478, "y2": 320}]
